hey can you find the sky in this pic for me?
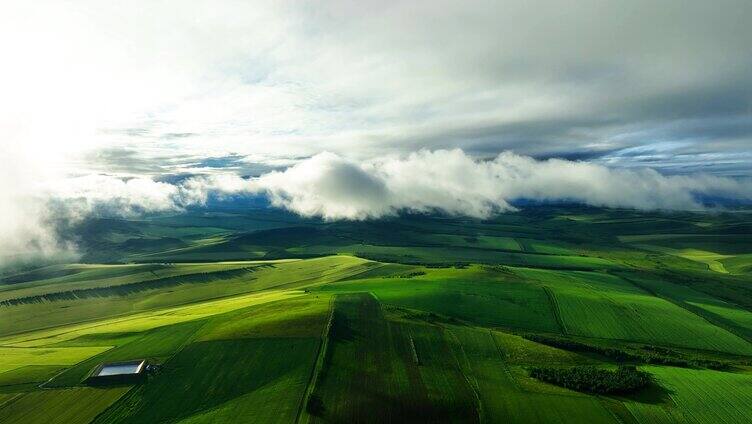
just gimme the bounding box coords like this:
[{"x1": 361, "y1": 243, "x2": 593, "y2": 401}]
[{"x1": 1, "y1": 0, "x2": 752, "y2": 264}]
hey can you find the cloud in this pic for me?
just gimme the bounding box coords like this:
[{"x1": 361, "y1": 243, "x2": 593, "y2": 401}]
[
  {"x1": 251, "y1": 153, "x2": 393, "y2": 219},
  {"x1": 2, "y1": 1, "x2": 751, "y2": 177},
  {"x1": 47, "y1": 175, "x2": 183, "y2": 217},
  {"x1": 244, "y1": 150, "x2": 752, "y2": 219},
  {"x1": 0, "y1": 143, "x2": 77, "y2": 268},
  {"x1": 0, "y1": 192, "x2": 76, "y2": 267},
  {"x1": 29, "y1": 150, "x2": 752, "y2": 223}
]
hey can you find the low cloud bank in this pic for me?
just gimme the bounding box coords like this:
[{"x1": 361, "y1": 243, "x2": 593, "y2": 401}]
[
  {"x1": 53, "y1": 149, "x2": 750, "y2": 220},
  {"x1": 3, "y1": 149, "x2": 751, "y2": 268},
  {"x1": 246, "y1": 150, "x2": 752, "y2": 219}
]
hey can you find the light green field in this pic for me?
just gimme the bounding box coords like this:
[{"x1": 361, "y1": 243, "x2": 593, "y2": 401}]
[
  {"x1": 517, "y1": 239, "x2": 576, "y2": 255},
  {"x1": 447, "y1": 325, "x2": 618, "y2": 423},
  {"x1": 691, "y1": 302, "x2": 752, "y2": 332},
  {"x1": 0, "y1": 387, "x2": 130, "y2": 424},
  {"x1": 0, "y1": 346, "x2": 111, "y2": 374},
  {"x1": 290, "y1": 244, "x2": 617, "y2": 270},
  {"x1": 625, "y1": 367, "x2": 752, "y2": 423},
  {"x1": 1, "y1": 289, "x2": 302, "y2": 348},
  {"x1": 553, "y1": 288, "x2": 751, "y2": 353},
  {"x1": 48, "y1": 320, "x2": 208, "y2": 388},
  {"x1": 722, "y1": 254, "x2": 752, "y2": 274},
  {"x1": 492, "y1": 330, "x2": 594, "y2": 366},
  {"x1": 617, "y1": 271, "x2": 752, "y2": 341},
  {"x1": 0, "y1": 262, "x2": 260, "y2": 300},
  {"x1": 314, "y1": 267, "x2": 561, "y2": 332},
  {"x1": 0, "y1": 258, "x2": 366, "y2": 421},
  {"x1": 515, "y1": 268, "x2": 752, "y2": 354},
  {"x1": 0, "y1": 256, "x2": 372, "y2": 337},
  {"x1": 618, "y1": 233, "x2": 751, "y2": 274},
  {"x1": 422, "y1": 234, "x2": 525, "y2": 251},
  {"x1": 676, "y1": 249, "x2": 731, "y2": 273},
  {"x1": 631, "y1": 244, "x2": 731, "y2": 273},
  {"x1": 197, "y1": 295, "x2": 332, "y2": 341},
  {"x1": 617, "y1": 234, "x2": 725, "y2": 243},
  {"x1": 0, "y1": 365, "x2": 61, "y2": 387},
  {"x1": 476, "y1": 236, "x2": 524, "y2": 251}
]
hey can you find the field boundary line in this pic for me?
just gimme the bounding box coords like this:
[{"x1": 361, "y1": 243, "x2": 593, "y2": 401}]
[
  {"x1": 597, "y1": 397, "x2": 627, "y2": 424},
  {"x1": 257, "y1": 260, "x2": 386, "y2": 292},
  {"x1": 295, "y1": 294, "x2": 336, "y2": 424},
  {"x1": 37, "y1": 365, "x2": 81, "y2": 390},
  {"x1": 489, "y1": 330, "x2": 524, "y2": 392},
  {"x1": 330, "y1": 262, "x2": 388, "y2": 282},
  {"x1": 444, "y1": 326, "x2": 485, "y2": 424},
  {"x1": 617, "y1": 273, "x2": 752, "y2": 347},
  {"x1": 0, "y1": 393, "x2": 24, "y2": 410},
  {"x1": 542, "y1": 286, "x2": 568, "y2": 334}
]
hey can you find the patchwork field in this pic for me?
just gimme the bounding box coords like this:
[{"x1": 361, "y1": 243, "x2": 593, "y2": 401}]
[
  {"x1": 514, "y1": 268, "x2": 752, "y2": 354},
  {"x1": 314, "y1": 268, "x2": 562, "y2": 332},
  {"x1": 96, "y1": 338, "x2": 318, "y2": 423},
  {"x1": 307, "y1": 293, "x2": 478, "y2": 423},
  {"x1": 1, "y1": 207, "x2": 752, "y2": 423}
]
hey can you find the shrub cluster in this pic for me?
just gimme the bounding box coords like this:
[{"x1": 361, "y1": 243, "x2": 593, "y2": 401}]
[
  {"x1": 529, "y1": 365, "x2": 651, "y2": 394},
  {"x1": 386, "y1": 271, "x2": 427, "y2": 279}
]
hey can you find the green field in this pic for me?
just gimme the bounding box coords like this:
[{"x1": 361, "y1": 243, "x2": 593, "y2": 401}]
[
  {"x1": 514, "y1": 268, "x2": 752, "y2": 354},
  {"x1": 96, "y1": 338, "x2": 318, "y2": 423},
  {"x1": 625, "y1": 367, "x2": 752, "y2": 423},
  {"x1": 314, "y1": 267, "x2": 561, "y2": 332},
  {"x1": 2, "y1": 207, "x2": 752, "y2": 422},
  {"x1": 0, "y1": 387, "x2": 130, "y2": 424},
  {"x1": 306, "y1": 293, "x2": 477, "y2": 423}
]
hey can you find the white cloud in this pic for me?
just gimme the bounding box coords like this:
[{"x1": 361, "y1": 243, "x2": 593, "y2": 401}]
[
  {"x1": 244, "y1": 150, "x2": 752, "y2": 219},
  {"x1": 251, "y1": 153, "x2": 393, "y2": 219},
  {"x1": 47, "y1": 175, "x2": 182, "y2": 217},
  {"x1": 0, "y1": 142, "x2": 76, "y2": 266}
]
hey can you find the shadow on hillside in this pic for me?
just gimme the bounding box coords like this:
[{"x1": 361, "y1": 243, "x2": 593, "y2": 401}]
[{"x1": 617, "y1": 381, "x2": 674, "y2": 405}]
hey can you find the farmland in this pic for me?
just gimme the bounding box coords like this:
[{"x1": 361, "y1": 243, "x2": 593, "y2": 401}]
[
  {"x1": 1, "y1": 206, "x2": 752, "y2": 422},
  {"x1": 624, "y1": 367, "x2": 752, "y2": 423}
]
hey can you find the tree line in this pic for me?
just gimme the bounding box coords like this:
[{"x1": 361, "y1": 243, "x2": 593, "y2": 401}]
[{"x1": 529, "y1": 365, "x2": 651, "y2": 394}]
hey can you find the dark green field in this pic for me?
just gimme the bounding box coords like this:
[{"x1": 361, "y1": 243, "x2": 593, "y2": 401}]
[{"x1": 2, "y1": 206, "x2": 752, "y2": 423}]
